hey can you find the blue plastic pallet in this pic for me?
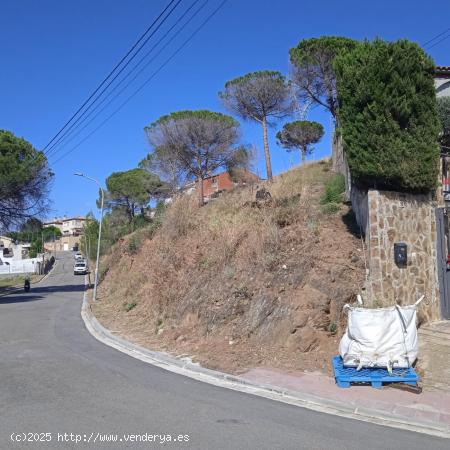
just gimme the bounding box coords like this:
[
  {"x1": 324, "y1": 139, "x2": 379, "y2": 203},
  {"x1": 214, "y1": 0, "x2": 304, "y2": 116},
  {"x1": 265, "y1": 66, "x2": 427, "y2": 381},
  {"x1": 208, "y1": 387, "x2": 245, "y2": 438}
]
[{"x1": 332, "y1": 356, "x2": 419, "y2": 389}]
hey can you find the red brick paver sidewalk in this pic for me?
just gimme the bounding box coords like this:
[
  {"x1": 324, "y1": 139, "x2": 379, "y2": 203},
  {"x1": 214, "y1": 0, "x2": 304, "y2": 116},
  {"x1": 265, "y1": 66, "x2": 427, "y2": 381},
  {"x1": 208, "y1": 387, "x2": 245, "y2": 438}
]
[{"x1": 242, "y1": 367, "x2": 450, "y2": 428}]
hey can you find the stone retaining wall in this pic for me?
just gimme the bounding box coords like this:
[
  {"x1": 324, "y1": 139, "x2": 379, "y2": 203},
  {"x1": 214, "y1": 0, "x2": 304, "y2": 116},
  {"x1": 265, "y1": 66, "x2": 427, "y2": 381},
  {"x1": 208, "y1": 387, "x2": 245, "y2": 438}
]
[{"x1": 363, "y1": 190, "x2": 440, "y2": 322}]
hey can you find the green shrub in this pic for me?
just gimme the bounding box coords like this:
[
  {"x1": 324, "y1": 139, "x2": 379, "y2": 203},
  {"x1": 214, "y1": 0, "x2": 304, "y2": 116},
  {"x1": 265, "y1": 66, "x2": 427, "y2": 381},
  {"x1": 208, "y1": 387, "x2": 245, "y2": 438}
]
[
  {"x1": 98, "y1": 265, "x2": 109, "y2": 283},
  {"x1": 154, "y1": 201, "x2": 166, "y2": 222},
  {"x1": 123, "y1": 301, "x2": 137, "y2": 312},
  {"x1": 127, "y1": 235, "x2": 142, "y2": 254},
  {"x1": 306, "y1": 217, "x2": 319, "y2": 235},
  {"x1": 322, "y1": 202, "x2": 340, "y2": 214},
  {"x1": 131, "y1": 214, "x2": 149, "y2": 231},
  {"x1": 224, "y1": 265, "x2": 235, "y2": 279},
  {"x1": 321, "y1": 174, "x2": 345, "y2": 205},
  {"x1": 335, "y1": 39, "x2": 441, "y2": 193},
  {"x1": 329, "y1": 322, "x2": 337, "y2": 334}
]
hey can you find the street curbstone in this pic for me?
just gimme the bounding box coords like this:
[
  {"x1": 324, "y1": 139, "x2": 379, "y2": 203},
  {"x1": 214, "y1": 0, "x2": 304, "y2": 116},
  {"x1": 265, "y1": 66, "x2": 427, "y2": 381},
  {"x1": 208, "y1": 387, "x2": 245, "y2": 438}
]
[{"x1": 81, "y1": 287, "x2": 450, "y2": 439}]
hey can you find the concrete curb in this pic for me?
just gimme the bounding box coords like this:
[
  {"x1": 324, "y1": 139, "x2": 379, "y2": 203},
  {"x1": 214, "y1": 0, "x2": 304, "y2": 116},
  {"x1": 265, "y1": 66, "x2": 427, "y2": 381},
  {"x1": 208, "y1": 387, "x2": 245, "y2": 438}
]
[{"x1": 81, "y1": 291, "x2": 450, "y2": 439}]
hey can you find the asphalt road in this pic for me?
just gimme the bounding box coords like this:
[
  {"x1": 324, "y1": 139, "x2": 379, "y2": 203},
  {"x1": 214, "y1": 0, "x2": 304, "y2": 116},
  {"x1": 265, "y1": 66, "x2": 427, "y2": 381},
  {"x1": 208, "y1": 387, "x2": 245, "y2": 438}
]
[{"x1": 0, "y1": 252, "x2": 447, "y2": 449}]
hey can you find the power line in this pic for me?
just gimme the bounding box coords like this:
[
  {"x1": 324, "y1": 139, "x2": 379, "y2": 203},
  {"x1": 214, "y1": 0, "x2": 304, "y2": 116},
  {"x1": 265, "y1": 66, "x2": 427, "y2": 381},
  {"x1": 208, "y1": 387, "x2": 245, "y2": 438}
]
[
  {"x1": 45, "y1": 0, "x2": 184, "y2": 158},
  {"x1": 48, "y1": 0, "x2": 208, "y2": 160},
  {"x1": 46, "y1": 0, "x2": 205, "y2": 159},
  {"x1": 422, "y1": 27, "x2": 450, "y2": 48},
  {"x1": 50, "y1": 0, "x2": 229, "y2": 166},
  {"x1": 19, "y1": 0, "x2": 187, "y2": 178},
  {"x1": 15, "y1": 0, "x2": 218, "y2": 196},
  {"x1": 425, "y1": 33, "x2": 450, "y2": 50},
  {"x1": 42, "y1": 0, "x2": 180, "y2": 154}
]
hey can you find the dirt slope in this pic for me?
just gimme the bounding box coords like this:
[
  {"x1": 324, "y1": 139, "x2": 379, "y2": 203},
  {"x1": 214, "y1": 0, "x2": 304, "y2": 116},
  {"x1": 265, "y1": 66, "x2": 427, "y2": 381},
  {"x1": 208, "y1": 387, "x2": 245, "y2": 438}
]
[{"x1": 93, "y1": 161, "x2": 366, "y2": 374}]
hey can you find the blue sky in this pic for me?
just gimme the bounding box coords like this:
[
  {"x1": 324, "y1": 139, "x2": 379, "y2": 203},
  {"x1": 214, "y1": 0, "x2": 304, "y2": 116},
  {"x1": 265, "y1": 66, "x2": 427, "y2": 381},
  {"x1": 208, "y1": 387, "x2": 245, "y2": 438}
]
[{"x1": 1, "y1": 0, "x2": 449, "y2": 219}]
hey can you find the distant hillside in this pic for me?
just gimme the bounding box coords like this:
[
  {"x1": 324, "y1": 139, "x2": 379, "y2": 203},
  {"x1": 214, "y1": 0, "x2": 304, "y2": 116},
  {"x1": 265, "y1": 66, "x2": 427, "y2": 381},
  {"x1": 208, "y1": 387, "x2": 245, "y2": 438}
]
[{"x1": 92, "y1": 160, "x2": 366, "y2": 374}]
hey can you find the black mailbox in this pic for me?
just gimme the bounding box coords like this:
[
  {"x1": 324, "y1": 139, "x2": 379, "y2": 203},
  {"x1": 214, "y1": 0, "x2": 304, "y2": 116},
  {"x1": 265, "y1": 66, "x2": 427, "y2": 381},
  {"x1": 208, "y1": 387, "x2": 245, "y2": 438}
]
[{"x1": 394, "y1": 242, "x2": 407, "y2": 267}]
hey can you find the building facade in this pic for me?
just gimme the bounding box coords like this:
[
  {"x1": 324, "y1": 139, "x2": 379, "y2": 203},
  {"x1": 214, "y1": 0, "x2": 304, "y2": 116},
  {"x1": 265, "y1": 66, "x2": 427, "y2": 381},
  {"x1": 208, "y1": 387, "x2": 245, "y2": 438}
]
[
  {"x1": 195, "y1": 170, "x2": 260, "y2": 202},
  {"x1": 434, "y1": 66, "x2": 450, "y2": 202},
  {"x1": 43, "y1": 216, "x2": 86, "y2": 252},
  {"x1": 44, "y1": 216, "x2": 86, "y2": 237},
  {"x1": 435, "y1": 66, "x2": 450, "y2": 98}
]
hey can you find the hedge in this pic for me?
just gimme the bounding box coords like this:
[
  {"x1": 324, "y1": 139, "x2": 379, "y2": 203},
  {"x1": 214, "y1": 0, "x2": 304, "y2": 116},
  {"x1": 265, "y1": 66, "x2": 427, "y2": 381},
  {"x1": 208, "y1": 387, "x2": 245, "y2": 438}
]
[{"x1": 334, "y1": 39, "x2": 441, "y2": 193}]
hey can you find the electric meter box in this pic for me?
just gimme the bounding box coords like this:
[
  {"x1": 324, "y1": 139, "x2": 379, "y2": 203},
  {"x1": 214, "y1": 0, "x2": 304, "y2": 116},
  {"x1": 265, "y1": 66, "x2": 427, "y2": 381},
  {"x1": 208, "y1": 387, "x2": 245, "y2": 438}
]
[{"x1": 394, "y1": 242, "x2": 407, "y2": 267}]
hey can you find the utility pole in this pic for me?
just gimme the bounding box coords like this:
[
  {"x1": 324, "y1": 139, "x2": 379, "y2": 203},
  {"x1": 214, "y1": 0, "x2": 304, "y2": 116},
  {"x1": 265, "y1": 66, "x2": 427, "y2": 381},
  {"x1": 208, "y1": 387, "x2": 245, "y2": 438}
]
[
  {"x1": 83, "y1": 233, "x2": 90, "y2": 287},
  {"x1": 41, "y1": 232, "x2": 45, "y2": 274},
  {"x1": 74, "y1": 173, "x2": 104, "y2": 301}
]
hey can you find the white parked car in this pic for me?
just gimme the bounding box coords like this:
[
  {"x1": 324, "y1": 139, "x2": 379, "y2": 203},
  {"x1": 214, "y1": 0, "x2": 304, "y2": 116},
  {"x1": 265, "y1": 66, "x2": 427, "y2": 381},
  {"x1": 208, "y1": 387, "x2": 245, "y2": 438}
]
[
  {"x1": 73, "y1": 261, "x2": 88, "y2": 275},
  {"x1": 74, "y1": 252, "x2": 84, "y2": 261}
]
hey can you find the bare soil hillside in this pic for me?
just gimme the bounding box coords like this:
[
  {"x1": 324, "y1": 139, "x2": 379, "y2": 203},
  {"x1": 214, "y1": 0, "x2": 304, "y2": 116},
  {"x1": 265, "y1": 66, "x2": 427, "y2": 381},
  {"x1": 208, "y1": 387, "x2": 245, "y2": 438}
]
[{"x1": 92, "y1": 161, "x2": 366, "y2": 374}]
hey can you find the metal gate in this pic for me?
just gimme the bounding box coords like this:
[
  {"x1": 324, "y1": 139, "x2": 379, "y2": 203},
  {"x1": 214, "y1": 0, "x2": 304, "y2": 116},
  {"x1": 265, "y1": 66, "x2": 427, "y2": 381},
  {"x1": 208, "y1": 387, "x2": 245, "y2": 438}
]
[{"x1": 435, "y1": 208, "x2": 450, "y2": 319}]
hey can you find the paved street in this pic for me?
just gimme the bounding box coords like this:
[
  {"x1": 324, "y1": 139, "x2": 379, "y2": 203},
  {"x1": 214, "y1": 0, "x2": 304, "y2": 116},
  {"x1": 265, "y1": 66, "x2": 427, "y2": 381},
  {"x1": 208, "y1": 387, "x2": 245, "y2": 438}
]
[{"x1": 0, "y1": 252, "x2": 447, "y2": 449}]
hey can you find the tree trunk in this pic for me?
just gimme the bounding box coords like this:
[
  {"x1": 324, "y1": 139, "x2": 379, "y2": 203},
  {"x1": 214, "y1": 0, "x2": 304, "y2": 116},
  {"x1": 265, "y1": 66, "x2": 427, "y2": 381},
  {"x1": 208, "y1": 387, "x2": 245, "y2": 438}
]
[
  {"x1": 331, "y1": 118, "x2": 343, "y2": 172},
  {"x1": 126, "y1": 199, "x2": 133, "y2": 223},
  {"x1": 198, "y1": 176, "x2": 204, "y2": 206},
  {"x1": 262, "y1": 116, "x2": 273, "y2": 181},
  {"x1": 301, "y1": 147, "x2": 306, "y2": 164}
]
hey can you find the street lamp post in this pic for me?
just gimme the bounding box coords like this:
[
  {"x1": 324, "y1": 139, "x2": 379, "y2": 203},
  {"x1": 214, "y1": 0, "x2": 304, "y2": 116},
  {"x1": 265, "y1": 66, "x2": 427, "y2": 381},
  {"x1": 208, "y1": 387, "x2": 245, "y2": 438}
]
[{"x1": 74, "y1": 173, "x2": 104, "y2": 302}]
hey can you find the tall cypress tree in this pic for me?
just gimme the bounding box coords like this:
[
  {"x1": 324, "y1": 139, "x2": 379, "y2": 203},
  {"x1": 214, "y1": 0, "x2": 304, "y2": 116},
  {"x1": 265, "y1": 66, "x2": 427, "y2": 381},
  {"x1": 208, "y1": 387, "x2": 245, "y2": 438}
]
[{"x1": 334, "y1": 39, "x2": 441, "y2": 193}]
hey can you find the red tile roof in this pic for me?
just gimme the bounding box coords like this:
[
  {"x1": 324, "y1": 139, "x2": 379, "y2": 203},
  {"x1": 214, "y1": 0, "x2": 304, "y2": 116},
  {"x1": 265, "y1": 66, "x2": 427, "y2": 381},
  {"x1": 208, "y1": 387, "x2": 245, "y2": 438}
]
[{"x1": 435, "y1": 66, "x2": 450, "y2": 76}]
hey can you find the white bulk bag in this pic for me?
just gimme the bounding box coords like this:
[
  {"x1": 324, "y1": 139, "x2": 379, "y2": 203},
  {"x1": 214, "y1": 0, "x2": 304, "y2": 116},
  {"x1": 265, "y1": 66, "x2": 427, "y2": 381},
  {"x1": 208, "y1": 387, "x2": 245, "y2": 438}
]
[{"x1": 339, "y1": 296, "x2": 424, "y2": 373}]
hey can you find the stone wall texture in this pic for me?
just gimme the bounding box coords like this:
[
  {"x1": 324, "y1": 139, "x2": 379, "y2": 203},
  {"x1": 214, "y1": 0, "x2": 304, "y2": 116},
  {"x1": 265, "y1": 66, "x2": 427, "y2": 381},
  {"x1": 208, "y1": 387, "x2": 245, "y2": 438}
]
[{"x1": 364, "y1": 190, "x2": 441, "y2": 322}]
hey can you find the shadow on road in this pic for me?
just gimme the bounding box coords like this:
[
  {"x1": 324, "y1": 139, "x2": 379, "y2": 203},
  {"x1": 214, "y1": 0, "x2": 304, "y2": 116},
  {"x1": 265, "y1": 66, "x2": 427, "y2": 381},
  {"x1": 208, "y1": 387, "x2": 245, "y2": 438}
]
[
  {"x1": 0, "y1": 284, "x2": 85, "y2": 304},
  {"x1": 0, "y1": 294, "x2": 45, "y2": 304},
  {"x1": 32, "y1": 284, "x2": 86, "y2": 294}
]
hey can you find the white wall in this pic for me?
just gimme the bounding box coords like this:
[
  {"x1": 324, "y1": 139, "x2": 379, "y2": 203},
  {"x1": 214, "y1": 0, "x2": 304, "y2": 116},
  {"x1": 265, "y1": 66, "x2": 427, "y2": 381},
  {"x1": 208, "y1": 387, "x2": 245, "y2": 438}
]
[
  {"x1": 0, "y1": 258, "x2": 39, "y2": 275},
  {"x1": 436, "y1": 77, "x2": 450, "y2": 98},
  {"x1": 1, "y1": 243, "x2": 26, "y2": 261}
]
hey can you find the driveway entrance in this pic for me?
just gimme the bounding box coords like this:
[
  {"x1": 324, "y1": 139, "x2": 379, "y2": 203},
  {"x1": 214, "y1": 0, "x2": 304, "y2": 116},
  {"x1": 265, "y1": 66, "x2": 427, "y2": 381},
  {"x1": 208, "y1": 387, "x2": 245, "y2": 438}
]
[{"x1": 435, "y1": 208, "x2": 450, "y2": 319}]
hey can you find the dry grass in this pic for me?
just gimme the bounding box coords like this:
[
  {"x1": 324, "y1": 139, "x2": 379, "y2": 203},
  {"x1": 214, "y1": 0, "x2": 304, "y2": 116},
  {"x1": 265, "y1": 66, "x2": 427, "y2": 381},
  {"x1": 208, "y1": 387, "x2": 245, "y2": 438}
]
[
  {"x1": 0, "y1": 274, "x2": 41, "y2": 289},
  {"x1": 93, "y1": 160, "x2": 365, "y2": 374}
]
